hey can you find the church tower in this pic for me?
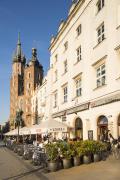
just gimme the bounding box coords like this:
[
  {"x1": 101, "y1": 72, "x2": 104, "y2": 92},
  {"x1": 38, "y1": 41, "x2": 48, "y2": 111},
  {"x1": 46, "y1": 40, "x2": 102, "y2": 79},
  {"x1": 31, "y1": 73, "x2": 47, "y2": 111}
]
[
  {"x1": 9, "y1": 34, "x2": 44, "y2": 129},
  {"x1": 10, "y1": 33, "x2": 26, "y2": 130},
  {"x1": 24, "y1": 48, "x2": 43, "y2": 126}
]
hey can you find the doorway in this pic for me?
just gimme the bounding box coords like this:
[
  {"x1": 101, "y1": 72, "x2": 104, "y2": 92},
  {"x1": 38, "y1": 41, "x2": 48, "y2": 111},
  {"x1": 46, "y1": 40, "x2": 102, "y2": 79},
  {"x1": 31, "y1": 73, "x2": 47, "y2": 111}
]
[
  {"x1": 118, "y1": 115, "x2": 120, "y2": 137},
  {"x1": 97, "y1": 115, "x2": 108, "y2": 141},
  {"x1": 75, "y1": 118, "x2": 83, "y2": 140}
]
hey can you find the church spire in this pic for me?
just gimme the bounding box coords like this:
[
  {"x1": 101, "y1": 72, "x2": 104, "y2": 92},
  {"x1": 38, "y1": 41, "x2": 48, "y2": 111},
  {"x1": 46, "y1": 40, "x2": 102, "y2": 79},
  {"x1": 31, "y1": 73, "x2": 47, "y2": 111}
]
[
  {"x1": 16, "y1": 32, "x2": 22, "y2": 58},
  {"x1": 13, "y1": 33, "x2": 26, "y2": 64}
]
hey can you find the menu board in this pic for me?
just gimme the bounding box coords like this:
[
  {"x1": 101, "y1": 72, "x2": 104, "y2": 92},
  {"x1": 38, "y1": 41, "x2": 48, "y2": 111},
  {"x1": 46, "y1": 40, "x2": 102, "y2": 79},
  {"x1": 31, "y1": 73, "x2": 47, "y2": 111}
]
[{"x1": 88, "y1": 130, "x2": 93, "y2": 140}]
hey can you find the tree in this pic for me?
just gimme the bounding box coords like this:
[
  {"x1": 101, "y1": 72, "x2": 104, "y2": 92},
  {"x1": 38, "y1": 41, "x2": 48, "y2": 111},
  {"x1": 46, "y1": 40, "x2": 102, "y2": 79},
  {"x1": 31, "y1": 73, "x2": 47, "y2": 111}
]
[
  {"x1": 2, "y1": 122, "x2": 10, "y2": 134},
  {"x1": 15, "y1": 109, "x2": 23, "y2": 142}
]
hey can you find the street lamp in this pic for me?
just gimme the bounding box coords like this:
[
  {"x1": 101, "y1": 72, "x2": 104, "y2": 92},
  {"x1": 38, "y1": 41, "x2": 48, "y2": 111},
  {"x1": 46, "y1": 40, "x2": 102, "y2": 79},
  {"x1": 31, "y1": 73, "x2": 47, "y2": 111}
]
[{"x1": 15, "y1": 109, "x2": 23, "y2": 142}]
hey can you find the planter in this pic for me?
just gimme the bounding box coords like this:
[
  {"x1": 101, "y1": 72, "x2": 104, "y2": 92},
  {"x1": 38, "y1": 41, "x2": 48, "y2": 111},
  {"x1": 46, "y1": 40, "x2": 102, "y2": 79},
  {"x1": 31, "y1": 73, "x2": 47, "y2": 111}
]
[
  {"x1": 14, "y1": 146, "x2": 18, "y2": 153},
  {"x1": 73, "y1": 156, "x2": 81, "y2": 166},
  {"x1": 57, "y1": 158, "x2": 63, "y2": 170},
  {"x1": 100, "y1": 151, "x2": 108, "y2": 161},
  {"x1": 93, "y1": 154, "x2": 100, "y2": 162},
  {"x1": 48, "y1": 161, "x2": 58, "y2": 172},
  {"x1": 83, "y1": 155, "x2": 91, "y2": 164},
  {"x1": 63, "y1": 159, "x2": 72, "y2": 169}
]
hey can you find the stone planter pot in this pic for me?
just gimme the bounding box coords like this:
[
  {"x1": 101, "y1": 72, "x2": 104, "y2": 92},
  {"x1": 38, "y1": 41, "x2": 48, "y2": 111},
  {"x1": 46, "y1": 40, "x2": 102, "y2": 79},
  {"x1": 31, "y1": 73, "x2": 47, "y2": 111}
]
[
  {"x1": 83, "y1": 155, "x2": 91, "y2": 164},
  {"x1": 17, "y1": 148, "x2": 24, "y2": 156},
  {"x1": 93, "y1": 154, "x2": 100, "y2": 162},
  {"x1": 14, "y1": 147, "x2": 18, "y2": 153},
  {"x1": 63, "y1": 159, "x2": 72, "y2": 169},
  {"x1": 100, "y1": 151, "x2": 108, "y2": 161},
  {"x1": 57, "y1": 158, "x2": 63, "y2": 170},
  {"x1": 48, "y1": 161, "x2": 58, "y2": 172},
  {"x1": 73, "y1": 156, "x2": 81, "y2": 166}
]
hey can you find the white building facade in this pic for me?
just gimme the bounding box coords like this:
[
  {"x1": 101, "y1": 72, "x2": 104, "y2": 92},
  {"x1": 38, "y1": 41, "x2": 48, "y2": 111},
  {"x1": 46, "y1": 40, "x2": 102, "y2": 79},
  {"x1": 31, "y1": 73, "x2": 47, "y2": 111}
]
[
  {"x1": 32, "y1": 77, "x2": 48, "y2": 125},
  {"x1": 48, "y1": 0, "x2": 120, "y2": 140}
]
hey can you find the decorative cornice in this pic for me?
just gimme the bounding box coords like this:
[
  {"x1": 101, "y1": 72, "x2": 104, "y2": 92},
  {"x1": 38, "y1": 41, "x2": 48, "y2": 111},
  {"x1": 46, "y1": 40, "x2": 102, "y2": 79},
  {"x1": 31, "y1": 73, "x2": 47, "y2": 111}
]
[
  {"x1": 52, "y1": 92, "x2": 120, "y2": 118},
  {"x1": 91, "y1": 93, "x2": 120, "y2": 108},
  {"x1": 92, "y1": 55, "x2": 107, "y2": 67},
  {"x1": 52, "y1": 102, "x2": 89, "y2": 118},
  {"x1": 115, "y1": 44, "x2": 120, "y2": 51},
  {"x1": 49, "y1": 0, "x2": 85, "y2": 51}
]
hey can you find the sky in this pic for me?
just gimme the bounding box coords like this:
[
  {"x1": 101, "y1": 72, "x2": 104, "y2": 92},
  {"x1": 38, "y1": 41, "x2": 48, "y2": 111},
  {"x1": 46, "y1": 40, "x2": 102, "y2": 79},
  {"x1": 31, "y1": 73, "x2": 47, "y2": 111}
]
[{"x1": 0, "y1": 0, "x2": 72, "y2": 124}]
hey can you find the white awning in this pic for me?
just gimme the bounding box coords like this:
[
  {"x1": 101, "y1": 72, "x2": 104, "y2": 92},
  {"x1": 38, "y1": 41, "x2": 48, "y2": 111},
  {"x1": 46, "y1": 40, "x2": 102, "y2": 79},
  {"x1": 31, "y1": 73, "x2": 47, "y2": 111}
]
[
  {"x1": 30, "y1": 120, "x2": 69, "y2": 134},
  {"x1": 5, "y1": 129, "x2": 18, "y2": 136},
  {"x1": 5, "y1": 120, "x2": 69, "y2": 135},
  {"x1": 19, "y1": 127, "x2": 31, "y2": 135}
]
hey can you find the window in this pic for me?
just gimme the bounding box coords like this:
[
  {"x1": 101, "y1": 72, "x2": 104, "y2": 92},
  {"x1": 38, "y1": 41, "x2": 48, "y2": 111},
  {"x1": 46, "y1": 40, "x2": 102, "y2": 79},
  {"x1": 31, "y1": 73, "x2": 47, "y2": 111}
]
[
  {"x1": 54, "y1": 92, "x2": 57, "y2": 108},
  {"x1": 62, "y1": 115, "x2": 66, "y2": 122},
  {"x1": 97, "y1": 0, "x2": 104, "y2": 13},
  {"x1": 55, "y1": 54, "x2": 58, "y2": 63},
  {"x1": 76, "y1": 24, "x2": 82, "y2": 36},
  {"x1": 76, "y1": 46, "x2": 82, "y2": 62},
  {"x1": 76, "y1": 79, "x2": 82, "y2": 97},
  {"x1": 63, "y1": 86, "x2": 68, "y2": 103},
  {"x1": 27, "y1": 83, "x2": 31, "y2": 89},
  {"x1": 96, "y1": 64, "x2": 106, "y2": 87},
  {"x1": 64, "y1": 41, "x2": 68, "y2": 51},
  {"x1": 38, "y1": 74, "x2": 40, "y2": 79},
  {"x1": 97, "y1": 23, "x2": 105, "y2": 44},
  {"x1": 64, "y1": 60, "x2": 68, "y2": 73},
  {"x1": 28, "y1": 72, "x2": 31, "y2": 78},
  {"x1": 54, "y1": 70, "x2": 58, "y2": 82}
]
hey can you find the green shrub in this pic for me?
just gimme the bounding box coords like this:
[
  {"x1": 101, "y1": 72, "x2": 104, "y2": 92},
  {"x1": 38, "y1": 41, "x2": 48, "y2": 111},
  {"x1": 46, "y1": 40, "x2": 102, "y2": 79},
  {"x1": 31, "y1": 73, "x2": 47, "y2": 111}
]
[{"x1": 45, "y1": 143, "x2": 58, "y2": 162}]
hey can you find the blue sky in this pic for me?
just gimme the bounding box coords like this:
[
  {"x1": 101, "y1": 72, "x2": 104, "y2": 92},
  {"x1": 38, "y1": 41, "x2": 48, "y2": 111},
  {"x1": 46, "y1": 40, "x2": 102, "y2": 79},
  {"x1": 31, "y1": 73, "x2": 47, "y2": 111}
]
[{"x1": 0, "y1": 0, "x2": 72, "y2": 124}]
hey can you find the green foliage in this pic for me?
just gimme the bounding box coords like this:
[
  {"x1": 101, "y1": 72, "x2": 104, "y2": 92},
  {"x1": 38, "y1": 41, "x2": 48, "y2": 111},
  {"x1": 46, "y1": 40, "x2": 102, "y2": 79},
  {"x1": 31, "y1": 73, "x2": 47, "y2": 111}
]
[
  {"x1": 80, "y1": 140, "x2": 94, "y2": 156},
  {"x1": 2, "y1": 122, "x2": 10, "y2": 134},
  {"x1": 72, "y1": 141, "x2": 83, "y2": 157},
  {"x1": 57, "y1": 141, "x2": 74, "y2": 159},
  {"x1": 80, "y1": 140, "x2": 107, "y2": 155},
  {"x1": 45, "y1": 140, "x2": 107, "y2": 161},
  {"x1": 45, "y1": 143, "x2": 58, "y2": 162}
]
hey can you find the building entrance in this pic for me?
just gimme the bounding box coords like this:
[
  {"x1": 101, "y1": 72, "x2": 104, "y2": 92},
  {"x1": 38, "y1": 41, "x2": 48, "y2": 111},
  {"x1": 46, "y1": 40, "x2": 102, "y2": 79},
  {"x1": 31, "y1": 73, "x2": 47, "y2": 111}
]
[
  {"x1": 75, "y1": 118, "x2": 83, "y2": 140},
  {"x1": 97, "y1": 115, "x2": 108, "y2": 141},
  {"x1": 118, "y1": 115, "x2": 120, "y2": 137}
]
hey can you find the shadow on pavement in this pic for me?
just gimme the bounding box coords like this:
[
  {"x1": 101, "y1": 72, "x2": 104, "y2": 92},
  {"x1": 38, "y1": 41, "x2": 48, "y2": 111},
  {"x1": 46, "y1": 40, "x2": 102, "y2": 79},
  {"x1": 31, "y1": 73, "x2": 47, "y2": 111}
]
[{"x1": 3, "y1": 167, "x2": 48, "y2": 180}]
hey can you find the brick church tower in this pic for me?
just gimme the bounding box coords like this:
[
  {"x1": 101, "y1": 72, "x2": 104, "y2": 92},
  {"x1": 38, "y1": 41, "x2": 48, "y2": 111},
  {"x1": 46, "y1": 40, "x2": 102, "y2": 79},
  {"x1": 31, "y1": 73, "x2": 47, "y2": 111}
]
[{"x1": 9, "y1": 34, "x2": 43, "y2": 129}]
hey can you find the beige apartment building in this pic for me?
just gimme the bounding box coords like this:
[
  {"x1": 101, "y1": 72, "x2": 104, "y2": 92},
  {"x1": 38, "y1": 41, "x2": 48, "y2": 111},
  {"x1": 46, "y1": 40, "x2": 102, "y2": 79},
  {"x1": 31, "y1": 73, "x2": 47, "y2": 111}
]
[{"x1": 47, "y1": 0, "x2": 120, "y2": 140}]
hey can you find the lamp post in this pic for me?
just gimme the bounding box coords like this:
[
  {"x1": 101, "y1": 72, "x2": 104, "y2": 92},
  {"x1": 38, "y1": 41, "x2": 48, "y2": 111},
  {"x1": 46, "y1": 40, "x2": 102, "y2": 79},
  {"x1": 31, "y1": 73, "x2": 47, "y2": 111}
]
[{"x1": 15, "y1": 109, "x2": 23, "y2": 143}]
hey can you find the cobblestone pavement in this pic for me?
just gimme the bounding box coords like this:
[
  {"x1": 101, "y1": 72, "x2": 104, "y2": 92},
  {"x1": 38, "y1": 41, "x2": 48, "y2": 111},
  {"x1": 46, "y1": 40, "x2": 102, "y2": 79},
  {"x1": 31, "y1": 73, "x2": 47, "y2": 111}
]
[
  {"x1": 0, "y1": 146, "x2": 48, "y2": 180},
  {"x1": 0, "y1": 143, "x2": 120, "y2": 180},
  {"x1": 47, "y1": 157, "x2": 120, "y2": 180}
]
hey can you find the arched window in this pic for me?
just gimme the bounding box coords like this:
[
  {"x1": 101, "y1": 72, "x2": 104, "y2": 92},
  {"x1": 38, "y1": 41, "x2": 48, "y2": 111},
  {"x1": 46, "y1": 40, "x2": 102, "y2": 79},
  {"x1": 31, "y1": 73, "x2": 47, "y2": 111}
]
[
  {"x1": 75, "y1": 118, "x2": 83, "y2": 130},
  {"x1": 118, "y1": 115, "x2": 120, "y2": 137},
  {"x1": 97, "y1": 115, "x2": 108, "y2": 140},
  {"x1": 97, "y1": 115, "x2": 108, "y2": 126},
  {"x1": 75, "y1": 118, "x2": 83, "y2": 140},
  {"x1": 118, "y1": 116, "x2": 120, "y2": 126}
]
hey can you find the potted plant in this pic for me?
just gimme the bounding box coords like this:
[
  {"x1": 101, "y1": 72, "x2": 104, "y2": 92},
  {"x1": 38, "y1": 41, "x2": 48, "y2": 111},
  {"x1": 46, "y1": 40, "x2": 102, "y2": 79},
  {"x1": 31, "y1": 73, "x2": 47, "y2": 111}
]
[
  {"x1": 45, "y1": 143, "x2": 58, "y2": 172},
  {"x1": 92, "y1": 141, "x2": 101, "y2": 162},
  {"x1": 58, "y1": 142, "x2": 73, "y2": 169},
  {"x1": 98, "y1": 141, "x2": 107, "y2": 160},
  {"x1": 72, "y1": 141, "x2": 83, "y2": 166},
  {"x1": 81, "y1": 140, "x2": 93, "y2": 164}
]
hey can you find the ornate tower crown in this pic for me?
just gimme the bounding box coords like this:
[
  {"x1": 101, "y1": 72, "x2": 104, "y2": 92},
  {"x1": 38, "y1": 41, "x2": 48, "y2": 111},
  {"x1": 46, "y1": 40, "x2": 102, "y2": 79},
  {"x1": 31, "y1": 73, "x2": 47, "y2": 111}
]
[
  {"x1": 13, "y1": 33, "x2": 26, "y2": 64},
  {"x1": 32, "y1": 48, "x2": 37, "y2": 61}
]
